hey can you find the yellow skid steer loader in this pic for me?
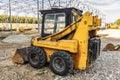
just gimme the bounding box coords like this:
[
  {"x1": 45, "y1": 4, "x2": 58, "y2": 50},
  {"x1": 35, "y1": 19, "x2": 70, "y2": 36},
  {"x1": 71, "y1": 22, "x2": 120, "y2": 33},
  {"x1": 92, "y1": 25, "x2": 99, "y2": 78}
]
[{"x1": 12, "y1": 7, "x2": 101, "y2": 76}]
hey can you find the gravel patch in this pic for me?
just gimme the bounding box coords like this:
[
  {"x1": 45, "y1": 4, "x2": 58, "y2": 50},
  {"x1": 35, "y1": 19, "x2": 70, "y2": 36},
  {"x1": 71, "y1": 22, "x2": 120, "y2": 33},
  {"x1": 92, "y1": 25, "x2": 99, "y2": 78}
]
[
  {"x1": 0, "y1": 50, "x2": 11, "y2": 62},
  {"x1": 51, "y1": 51, "x2": 120, "y2": 80},
  {"x1": 2, "y1": 34, "x2": 31, "y2": 43},
  {"x1": 0, "y1": 29, "x2": 120, "y2": 80},
  {"x1": 0, "y1": 66, "x2": 31, "y2": 80},
  {"x1": 0, "y1": 48, "x2": 120, "y2": 80}
]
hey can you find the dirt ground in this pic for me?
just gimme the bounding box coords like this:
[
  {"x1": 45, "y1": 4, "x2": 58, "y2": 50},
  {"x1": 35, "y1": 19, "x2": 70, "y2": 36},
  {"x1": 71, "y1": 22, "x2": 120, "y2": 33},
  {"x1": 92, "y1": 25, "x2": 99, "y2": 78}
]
[{"x1": 0, "y1": 29, "x2": 120, "y2": 80}]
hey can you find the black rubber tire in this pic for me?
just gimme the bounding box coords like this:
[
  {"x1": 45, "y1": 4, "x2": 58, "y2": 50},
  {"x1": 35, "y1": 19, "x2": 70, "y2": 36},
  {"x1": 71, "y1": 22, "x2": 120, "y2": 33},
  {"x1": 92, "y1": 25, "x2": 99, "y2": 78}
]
[
  {"x1": 50, "y1": 51, "x2": 73, "y2": 76},
  {"x1": 28, "y1": 47, "x2": 46, "y2": 69}
]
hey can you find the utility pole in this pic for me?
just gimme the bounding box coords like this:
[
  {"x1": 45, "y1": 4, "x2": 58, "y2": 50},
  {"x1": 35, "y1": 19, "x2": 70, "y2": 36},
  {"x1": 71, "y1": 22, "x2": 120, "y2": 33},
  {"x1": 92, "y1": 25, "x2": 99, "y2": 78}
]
[
  {"x1": 42, "y1": 0, "x2": 44, "y2": 10},
  {"x1": 37, "y1": 0, "x2": 40, "y2": 34},
  {"x1": 59, "y1": 0, "x2": 60, "y2": 7},
  {"x1": 9, "y1": 0, "x2": 12, "y2": 34}
]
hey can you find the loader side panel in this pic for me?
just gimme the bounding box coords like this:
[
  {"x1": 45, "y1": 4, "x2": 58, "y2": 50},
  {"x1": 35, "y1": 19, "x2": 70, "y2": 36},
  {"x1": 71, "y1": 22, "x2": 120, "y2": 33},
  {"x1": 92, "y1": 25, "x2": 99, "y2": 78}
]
[{"x1": 72, "y1": 12, "x2": 93, "y2": 70}]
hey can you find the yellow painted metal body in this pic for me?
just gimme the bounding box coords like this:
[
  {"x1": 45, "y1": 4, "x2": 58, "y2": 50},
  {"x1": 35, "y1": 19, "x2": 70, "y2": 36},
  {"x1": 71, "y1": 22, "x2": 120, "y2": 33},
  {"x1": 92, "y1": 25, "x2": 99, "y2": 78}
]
[{"x1": 32, "y1": 11, "x2": 101, "y2": 70}]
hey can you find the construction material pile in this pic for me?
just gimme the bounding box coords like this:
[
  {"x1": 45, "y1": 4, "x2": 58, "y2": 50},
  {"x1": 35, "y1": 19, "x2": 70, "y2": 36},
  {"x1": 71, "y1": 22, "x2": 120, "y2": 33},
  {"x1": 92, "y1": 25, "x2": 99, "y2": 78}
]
[
  {"x1": 103, "y1": 43, "x2": 120, "y2": 51},
  {"x1": 2, "y1": 34, "x2": 31, "y2": 44}
]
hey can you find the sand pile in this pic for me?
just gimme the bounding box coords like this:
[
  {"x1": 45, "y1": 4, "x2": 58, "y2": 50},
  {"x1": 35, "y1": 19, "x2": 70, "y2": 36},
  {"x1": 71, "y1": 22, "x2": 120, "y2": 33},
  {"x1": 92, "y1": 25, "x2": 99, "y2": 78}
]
[{"x1": 2, "y1": 34, "x2": 31, "y2": 43}]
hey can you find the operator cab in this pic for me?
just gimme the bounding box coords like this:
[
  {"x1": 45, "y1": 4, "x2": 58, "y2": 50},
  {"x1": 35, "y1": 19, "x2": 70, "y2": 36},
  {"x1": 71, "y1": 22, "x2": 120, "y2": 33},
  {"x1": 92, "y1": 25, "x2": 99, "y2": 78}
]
[{"x1": 40, "y1": 7, "x2": 83, "y2": 37}]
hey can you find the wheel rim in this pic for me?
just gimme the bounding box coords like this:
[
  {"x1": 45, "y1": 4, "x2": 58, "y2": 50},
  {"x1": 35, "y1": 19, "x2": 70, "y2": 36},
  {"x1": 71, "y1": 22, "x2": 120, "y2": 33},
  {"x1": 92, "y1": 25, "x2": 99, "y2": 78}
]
[
  {"x1": 30, "y1": 52, "x2": 39, "y2": 64},
  {"x1": 53, "y1": 57, "x2": 65, "y2": 72}
]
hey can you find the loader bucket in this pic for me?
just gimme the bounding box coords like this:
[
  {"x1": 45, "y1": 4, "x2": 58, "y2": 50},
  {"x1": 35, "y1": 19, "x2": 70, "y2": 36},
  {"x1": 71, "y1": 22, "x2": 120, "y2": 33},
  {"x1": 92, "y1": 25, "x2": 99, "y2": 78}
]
[
  {"x1": 102, "y1": 43, "x2": 115, "y2": 51},
  {"x1": 12, "y1": 47, "x2": 31, "y2": 64},
  {"x1": 102, "y1": 43, "x2": 120, "y2": 51}
]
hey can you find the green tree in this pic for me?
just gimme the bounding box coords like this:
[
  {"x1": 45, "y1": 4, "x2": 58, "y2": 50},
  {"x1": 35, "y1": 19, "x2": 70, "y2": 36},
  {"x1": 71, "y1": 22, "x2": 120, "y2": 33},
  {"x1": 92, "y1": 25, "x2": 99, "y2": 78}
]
[{"x1": 0, "y1": 14, "x2": 38, "y2": 24}]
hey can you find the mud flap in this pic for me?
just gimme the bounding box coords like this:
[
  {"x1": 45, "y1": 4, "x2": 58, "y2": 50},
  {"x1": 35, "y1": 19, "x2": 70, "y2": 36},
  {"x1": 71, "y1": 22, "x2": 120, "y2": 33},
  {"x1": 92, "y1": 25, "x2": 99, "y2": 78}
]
[{"x1": 12, "y1": 47, "x2": 31, "y2": 64}]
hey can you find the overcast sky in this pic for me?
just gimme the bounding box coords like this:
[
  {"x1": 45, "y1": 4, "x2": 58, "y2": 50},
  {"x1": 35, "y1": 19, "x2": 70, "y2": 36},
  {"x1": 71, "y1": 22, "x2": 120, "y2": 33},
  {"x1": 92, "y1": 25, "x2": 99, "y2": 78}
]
[
  {"x1": 0, "y1": 0, "x2": 119, "y2": 23},
  {"x1": 86, "y1": 0, "x2": 120, "y2": 23}
]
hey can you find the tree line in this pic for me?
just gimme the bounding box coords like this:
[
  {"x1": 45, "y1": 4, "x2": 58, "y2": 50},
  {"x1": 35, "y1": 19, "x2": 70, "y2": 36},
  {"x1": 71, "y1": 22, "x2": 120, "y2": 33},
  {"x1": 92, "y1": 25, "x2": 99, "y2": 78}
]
[
  {"x1": 116, "y1": 18, "x2": 120, "y2": 26},
  {"x1": 0, "y1": 15, "x2": 38, "y2": 24}
]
